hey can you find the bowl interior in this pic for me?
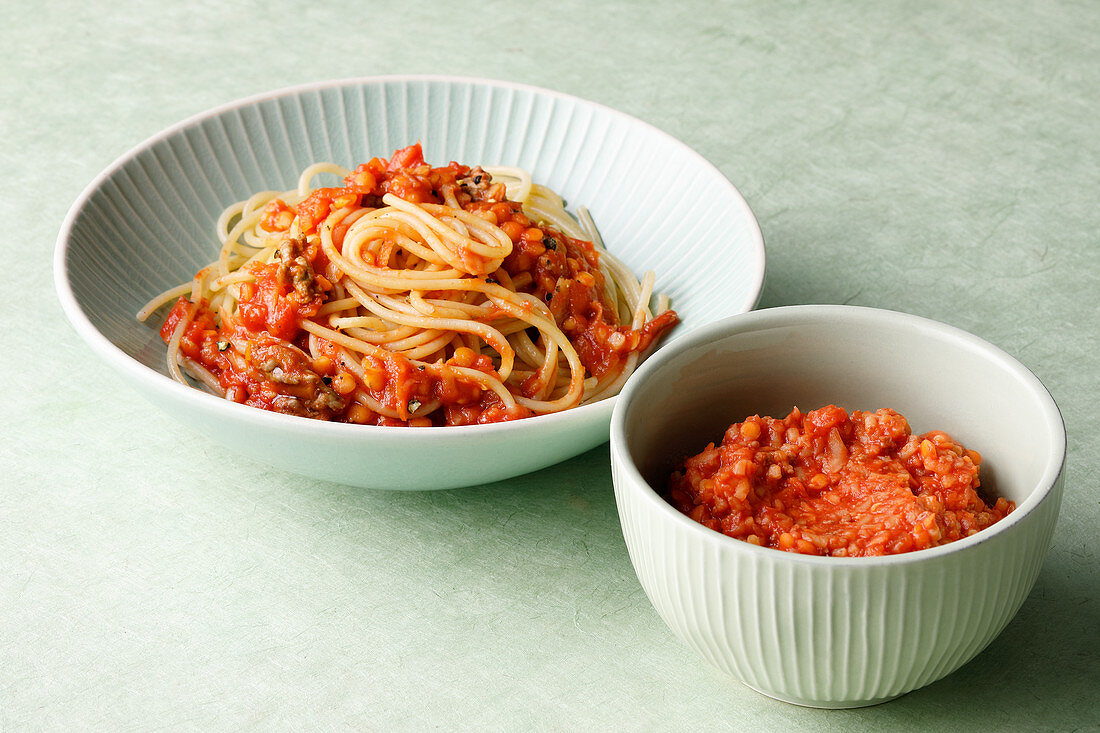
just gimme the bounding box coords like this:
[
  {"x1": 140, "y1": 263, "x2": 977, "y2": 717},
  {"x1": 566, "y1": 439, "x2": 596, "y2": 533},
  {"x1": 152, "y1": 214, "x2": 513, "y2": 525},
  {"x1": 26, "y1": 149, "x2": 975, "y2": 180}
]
[
  {"x1": 58, "y1": 76, "x2": 765, "y2": 382},
  {"x1": 619, "y1": 306, "x2": 1064, "y2": 511}
]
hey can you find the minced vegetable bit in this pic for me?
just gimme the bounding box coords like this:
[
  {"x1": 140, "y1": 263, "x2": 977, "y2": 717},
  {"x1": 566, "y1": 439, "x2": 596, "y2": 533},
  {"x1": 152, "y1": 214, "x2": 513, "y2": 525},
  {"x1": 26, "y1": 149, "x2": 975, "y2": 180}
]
[{"x1": 667, "y1": 406, "x2": 1014, "y2": 557}]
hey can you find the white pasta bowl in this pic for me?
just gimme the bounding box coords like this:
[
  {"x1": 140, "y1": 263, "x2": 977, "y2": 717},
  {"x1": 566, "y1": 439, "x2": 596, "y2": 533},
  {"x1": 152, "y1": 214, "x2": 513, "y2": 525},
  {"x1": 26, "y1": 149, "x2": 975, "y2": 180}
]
[
  {"x1": 610, "y1": 305, "x2": 1065, "y2": 707},
  {"x1": 53, "y1": 76, "x2": 764, "y2": 490}
]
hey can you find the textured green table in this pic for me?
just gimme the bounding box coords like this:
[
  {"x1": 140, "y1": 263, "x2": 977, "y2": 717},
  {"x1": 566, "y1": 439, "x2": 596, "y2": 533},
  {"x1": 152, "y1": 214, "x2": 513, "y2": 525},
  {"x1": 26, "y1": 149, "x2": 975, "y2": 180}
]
[{"x1": 3, "y1": 1, "x2": 1097, "y2": 729}]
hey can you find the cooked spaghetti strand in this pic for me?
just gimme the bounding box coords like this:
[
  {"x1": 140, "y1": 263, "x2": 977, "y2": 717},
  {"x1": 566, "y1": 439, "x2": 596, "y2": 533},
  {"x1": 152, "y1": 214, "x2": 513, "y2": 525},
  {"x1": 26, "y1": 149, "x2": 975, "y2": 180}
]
[{"x1": 139, "y1": 144, "x2": 678, "y2": 426}]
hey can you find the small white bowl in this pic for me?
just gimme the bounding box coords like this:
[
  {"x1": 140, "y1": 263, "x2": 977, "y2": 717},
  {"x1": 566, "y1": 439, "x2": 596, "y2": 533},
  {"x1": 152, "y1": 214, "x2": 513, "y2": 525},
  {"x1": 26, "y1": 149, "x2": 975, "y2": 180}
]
[
  {"x1": 54, "y1": 76, "x2": 764, "y2": 490},
  {"x1": 610, "y1": 305, "x2": 1065, "y2": 707}
]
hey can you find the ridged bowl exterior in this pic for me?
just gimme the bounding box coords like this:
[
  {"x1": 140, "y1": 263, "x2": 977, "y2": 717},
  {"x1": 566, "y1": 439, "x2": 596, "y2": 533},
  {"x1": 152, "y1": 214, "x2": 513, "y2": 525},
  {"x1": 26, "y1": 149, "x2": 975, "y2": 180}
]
[
  {"x1": 609, "y1": 306, "x2": 1066, "y2": 707},
  {"x1": 54, "y1": 76, "x2": 764, "y2": 490},
  {"x1": 613, "y1": 456, "x2": 1063, "y2": 707}
]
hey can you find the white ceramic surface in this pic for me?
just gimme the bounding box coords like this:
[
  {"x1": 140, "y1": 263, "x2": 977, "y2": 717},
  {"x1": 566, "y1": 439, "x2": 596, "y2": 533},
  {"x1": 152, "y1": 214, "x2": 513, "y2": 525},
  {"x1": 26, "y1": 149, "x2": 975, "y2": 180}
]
[
  {"x1": 610, "y1": 305, "x2": 1065, "y2": 707},
  {"x1": 53, "y1": 75, "x2": 765, "y2": 490}
]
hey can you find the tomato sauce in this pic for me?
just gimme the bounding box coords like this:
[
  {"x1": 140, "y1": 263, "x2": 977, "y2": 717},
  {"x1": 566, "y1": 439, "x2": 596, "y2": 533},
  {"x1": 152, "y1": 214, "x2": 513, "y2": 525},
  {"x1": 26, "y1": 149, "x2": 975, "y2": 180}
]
[
  {"x1": 160, "y1": 144, "x2": 678, "y2": 426},
  {"x1": 667, "y1": 406, "x2": 1014, "y2": 556}
]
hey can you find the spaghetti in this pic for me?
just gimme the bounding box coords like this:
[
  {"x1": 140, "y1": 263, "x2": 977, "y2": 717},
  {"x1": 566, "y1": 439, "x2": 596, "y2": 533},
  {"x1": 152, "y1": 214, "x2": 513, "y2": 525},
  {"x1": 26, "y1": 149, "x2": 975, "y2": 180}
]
[{"x1": 138, "y1": 144, "x2": 678, "y2": 426}]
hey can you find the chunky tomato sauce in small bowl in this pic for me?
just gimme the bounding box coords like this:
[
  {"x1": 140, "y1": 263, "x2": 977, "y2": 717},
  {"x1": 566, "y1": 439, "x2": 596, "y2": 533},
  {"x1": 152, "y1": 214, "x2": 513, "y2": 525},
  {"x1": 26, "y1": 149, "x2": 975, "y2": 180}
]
[{"x1": 609, "y1": 305, "x2": 1065, "y2": 708}]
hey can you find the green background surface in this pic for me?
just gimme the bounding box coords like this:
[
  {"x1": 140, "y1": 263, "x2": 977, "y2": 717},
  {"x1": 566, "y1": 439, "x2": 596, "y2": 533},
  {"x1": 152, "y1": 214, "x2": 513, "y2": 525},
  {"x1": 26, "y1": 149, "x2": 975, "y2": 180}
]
[{"x1": 3, "y1": 1, "x2": 1097, "y2": 729}]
